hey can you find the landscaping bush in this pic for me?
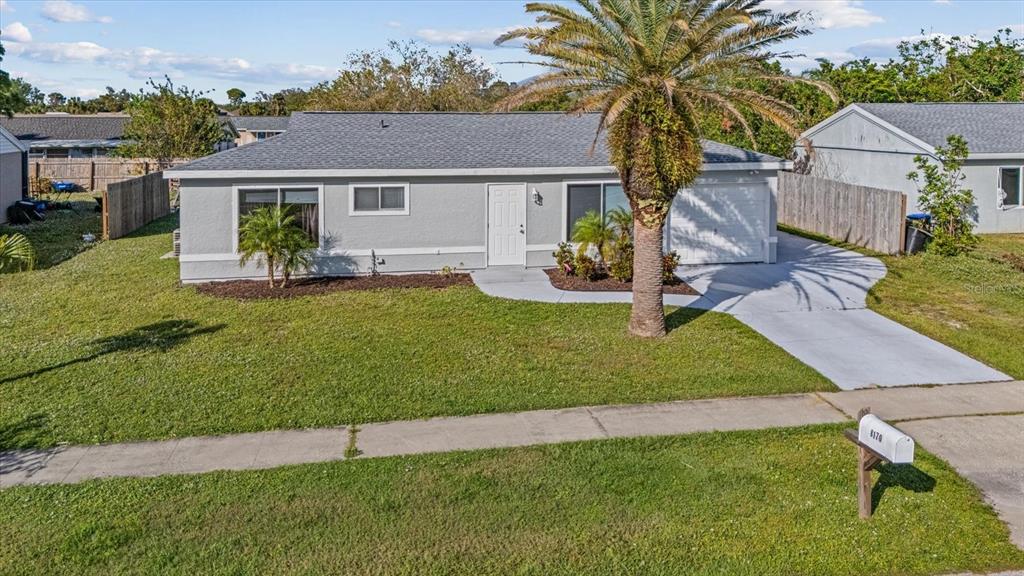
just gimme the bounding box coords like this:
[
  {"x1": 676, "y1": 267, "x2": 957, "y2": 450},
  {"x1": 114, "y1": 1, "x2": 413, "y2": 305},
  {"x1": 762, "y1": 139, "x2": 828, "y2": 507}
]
[
  {"x1": 609, "y1": 238, "x2": 633, "y2": 282},
  {"x1": 574, "y1": 253, "x2": 598, "y2": 281},
  {"x1": 553, "y1": 242, "x2": 575, "y2": 275},
  {"x1": 662, "y1": 250, "x2": 681, "y2": 282}
]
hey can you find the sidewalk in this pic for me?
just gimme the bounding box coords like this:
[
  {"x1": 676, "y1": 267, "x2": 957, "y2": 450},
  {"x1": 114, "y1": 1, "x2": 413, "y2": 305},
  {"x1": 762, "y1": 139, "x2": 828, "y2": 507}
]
[{"x1": 3, "y1": 381, "x2": 1020, "y2": 488}]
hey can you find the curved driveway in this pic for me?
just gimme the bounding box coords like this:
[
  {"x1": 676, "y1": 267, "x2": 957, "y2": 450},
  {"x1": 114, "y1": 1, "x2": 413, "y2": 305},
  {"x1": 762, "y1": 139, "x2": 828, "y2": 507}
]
[{"x1": 474, "y1": 233, "x2": 1010, "y2": 390}]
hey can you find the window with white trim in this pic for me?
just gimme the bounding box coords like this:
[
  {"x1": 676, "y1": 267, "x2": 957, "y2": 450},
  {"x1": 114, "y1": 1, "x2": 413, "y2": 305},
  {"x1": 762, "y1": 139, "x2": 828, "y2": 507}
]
[
  {"x1": 350, "y1": 184, "x2": 409, "y2": 215},
  {"x1": 999, "y1": 167, "x2": 1022, "y2": 208},
  {"x1": 565, "y1": 182, "x2": 629, "y2": 238},
  {"x1": 238, "y1": 186, "x2": 320, "y2": 246}
]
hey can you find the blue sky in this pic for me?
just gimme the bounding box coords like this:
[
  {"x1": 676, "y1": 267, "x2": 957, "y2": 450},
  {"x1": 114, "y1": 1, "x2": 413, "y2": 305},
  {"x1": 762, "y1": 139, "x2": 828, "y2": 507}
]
[{"x1": 1, "y1": 0, "x2": 1022, "y2": 101}]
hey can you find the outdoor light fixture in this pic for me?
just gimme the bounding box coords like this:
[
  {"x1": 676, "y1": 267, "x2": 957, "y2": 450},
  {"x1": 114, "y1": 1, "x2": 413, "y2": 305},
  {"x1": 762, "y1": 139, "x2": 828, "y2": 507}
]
[{"x1": 532, "y1": 187, "x2": 542, "y2": 205}]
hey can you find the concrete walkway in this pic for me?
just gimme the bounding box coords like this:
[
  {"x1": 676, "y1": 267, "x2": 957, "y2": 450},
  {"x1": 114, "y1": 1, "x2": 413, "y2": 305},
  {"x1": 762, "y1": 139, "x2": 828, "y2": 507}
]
[{"x1": 474, "y1": 233, "x2": 1010, "y2": 390}]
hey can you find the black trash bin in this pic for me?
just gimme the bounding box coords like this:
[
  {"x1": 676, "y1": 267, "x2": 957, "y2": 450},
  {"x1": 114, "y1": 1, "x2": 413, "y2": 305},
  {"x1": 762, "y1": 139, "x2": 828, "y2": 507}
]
[{"x1": 904, "y1": 213, "x2": 932, "y2": 254}]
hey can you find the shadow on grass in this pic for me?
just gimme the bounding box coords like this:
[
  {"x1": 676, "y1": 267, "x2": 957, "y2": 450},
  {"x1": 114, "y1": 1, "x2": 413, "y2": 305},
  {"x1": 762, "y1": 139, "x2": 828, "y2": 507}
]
[
  {"x1": 872, "y1": 463, "x2": 937, "y2": 512},
  {"x1": 665, "y1": 306, "x2": 708, "y2": 333},
  {"x1": 0, "y1": 320, "x2": 225, "y2": 385},
  {"x1": 120, "y1": 212, "x2": 180, "y2": 239}
]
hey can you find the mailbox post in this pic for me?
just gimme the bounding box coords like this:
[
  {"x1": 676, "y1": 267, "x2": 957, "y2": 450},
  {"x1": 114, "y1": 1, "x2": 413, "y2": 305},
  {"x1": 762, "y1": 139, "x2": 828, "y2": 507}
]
[{"x1": 843, "y1": 408, "x2": 915, "y2": 519}]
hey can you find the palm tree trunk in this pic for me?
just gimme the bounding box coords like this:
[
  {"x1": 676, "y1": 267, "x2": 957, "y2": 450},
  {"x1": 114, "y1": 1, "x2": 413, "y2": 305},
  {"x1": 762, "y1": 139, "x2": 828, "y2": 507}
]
[
  {"x1": 267, "y1": 256, "x2": 276, "y2": 288},
  {"x1": 629, "y1": 212, "x2": 666, "y2": 338}
]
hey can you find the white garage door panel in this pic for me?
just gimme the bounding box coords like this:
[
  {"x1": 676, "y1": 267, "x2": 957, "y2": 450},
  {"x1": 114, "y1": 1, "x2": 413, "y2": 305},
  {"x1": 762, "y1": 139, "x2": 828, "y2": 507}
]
[{"x1": 669, "y1": 182, "x2": 769, "y2": 264}]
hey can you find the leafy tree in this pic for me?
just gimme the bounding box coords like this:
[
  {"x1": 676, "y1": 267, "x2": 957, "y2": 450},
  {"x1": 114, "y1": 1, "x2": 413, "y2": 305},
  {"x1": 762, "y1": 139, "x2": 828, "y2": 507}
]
[
  {"x1": 115, "y1": 77, "x2": 224, "y2": 167},
  {"x1": 0, "y1": 41, "x2": 28, "y2": 118},
  {"x1": 571, "y1": 211, "x2": 616, "y2": 263},
  {"x1": 226, "y1": 88, "x2": 246, "y2": 107},
  {"x1": 91, "y1": 87, "x2": 132, "y2": 112},
  {"x1": 46, "y1": 92, "x2": 66, "y2": 108},
  {"x1": 498, "y1": 0, "x2": 833, "y2": 337},
  {"x1": 0, "y1": 233, "x2": 35, "y2": 273},
  {"x1": 907, "y1": 135, "x2": 977, "y2": 256},
  {"x1": 238, "y1": 205, "x2": 314, "y2": 288}
]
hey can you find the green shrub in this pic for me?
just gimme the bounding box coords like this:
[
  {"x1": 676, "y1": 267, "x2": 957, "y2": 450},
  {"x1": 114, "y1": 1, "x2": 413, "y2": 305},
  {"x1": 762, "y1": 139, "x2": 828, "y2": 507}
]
[
  {"x1": 609, "y1": 238, "x2": 634, "y2": 282},
  {"x1": 907, "y1": 134, "x2": 977, "y2": 256},
  {"x1": 574, "y1": 253, "x2": 598, "y2": 281},
  {"x1": 553, "y1": 242, "x2": 575, "y2": 275},
  {"x1": 662, "y1": 250, "x2": 681, "y2": 282}
]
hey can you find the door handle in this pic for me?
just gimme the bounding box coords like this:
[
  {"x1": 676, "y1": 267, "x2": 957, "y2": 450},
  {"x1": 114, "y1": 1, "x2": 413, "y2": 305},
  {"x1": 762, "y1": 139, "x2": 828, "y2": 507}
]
[{"x1": 519, "y1": 225, "x2": 525, "y2": 234}]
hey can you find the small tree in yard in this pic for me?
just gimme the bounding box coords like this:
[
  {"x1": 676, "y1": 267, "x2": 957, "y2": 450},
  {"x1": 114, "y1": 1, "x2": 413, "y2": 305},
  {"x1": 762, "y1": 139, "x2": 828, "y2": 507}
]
[
  {"x1": 238, "y1": 206, "x2": 315, "y2": 288},
  {"x1": 116, "y1": 77, "x2": 224, "y2": 168},
  {"x1": 907, "y1": 135, "x2": 978, "y2": 255}
]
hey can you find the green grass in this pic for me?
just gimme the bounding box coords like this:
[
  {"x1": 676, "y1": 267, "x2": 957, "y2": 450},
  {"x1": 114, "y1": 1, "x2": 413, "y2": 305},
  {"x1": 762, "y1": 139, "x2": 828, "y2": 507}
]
[
  {"x1": 0, "y1": 215, "x2": 830, "y2": 449},
  {"x1": 0, "y1": 193, "x2": 102, "y2": 270},
  {"x1": 868, "y1": 233, "x2": 1024, "y2": 379},
  {"x1": 2, "y1": 425, "x2": 1021, "y2": 575}
]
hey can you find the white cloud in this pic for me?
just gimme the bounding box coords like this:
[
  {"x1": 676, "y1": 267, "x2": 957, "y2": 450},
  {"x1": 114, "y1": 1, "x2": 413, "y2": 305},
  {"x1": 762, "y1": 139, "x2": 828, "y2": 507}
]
[
  {"x1": 848, "y1": 32, "x2": 955, "y2": 58},
  {"x1": 1, "y1": 21, "x2": 32, "y2": 42},
  {"x1": 40, "y1": 0, "x2": 113, "y2": 23},
  {"x1": 762, "y1": 0, "x2": 883, "y2": 29},
  {"x1": 7, "y1": 38, "x2": 334, "y2": 85},
  {"x1": 933, "y1": 0, "x2": 951, "y2": 4},
  {"x1": 386, "y1": 20, "x2": 402, "y2": 29},
  {"x1": 0, "y1": 0, "x2": 13, "y2": 13},
  {"x1": 415, "y1": 26, "x2": 520, "y2": 48}
]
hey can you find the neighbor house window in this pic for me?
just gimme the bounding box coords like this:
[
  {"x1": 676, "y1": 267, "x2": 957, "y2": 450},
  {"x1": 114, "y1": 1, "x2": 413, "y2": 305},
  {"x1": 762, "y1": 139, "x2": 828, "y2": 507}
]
[
  {"x1": 565, "y1": 182, "x2": 629, "y2": 238},
  {"x1": 349, "y1": 183, "x2": 409, "y2": 215},
  {"x1": 254, "y1": 131, "x2": 282, "y2": 141},
  {"x1": 238, "y1": 186, "x2": 320, "y2": 246},
  {"x1": 999, "y1": 167, "x2": 1022, "y2": 208}
]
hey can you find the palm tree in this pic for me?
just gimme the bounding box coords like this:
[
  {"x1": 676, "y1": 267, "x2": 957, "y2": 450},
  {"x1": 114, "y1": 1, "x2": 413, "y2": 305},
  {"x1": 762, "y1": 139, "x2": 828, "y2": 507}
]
[
  {"x1": 496, "y1": 0, "x2": 834, "y2": 337},
  {"x1": 280, "y1": 231, "x2": 316, "y2": 287},
  {"x1": 571, "y1": 210, "x2": 616, "y2": 262},
  {"x1": 607, "y1": 206, "x2": 633, "y2": 243},
  {"x1": 238, "y1": 205, "x2": 310, "y2": 288},
  {"x1": 0, "y1": 233, "x2": 35, "y2": 272}
]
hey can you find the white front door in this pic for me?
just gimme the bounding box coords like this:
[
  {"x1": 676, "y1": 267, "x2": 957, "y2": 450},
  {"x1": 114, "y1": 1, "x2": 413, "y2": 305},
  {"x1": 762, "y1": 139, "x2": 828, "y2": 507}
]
[{"x1": 487, "y1": 183, "x2": 527, "y2": 266}]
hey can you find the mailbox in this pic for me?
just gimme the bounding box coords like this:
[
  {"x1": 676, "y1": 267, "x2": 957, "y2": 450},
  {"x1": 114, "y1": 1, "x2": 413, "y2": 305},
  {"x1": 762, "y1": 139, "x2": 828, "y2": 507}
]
[{"x1": 858, "y1": 414, "x2": 914, "y2": 464}]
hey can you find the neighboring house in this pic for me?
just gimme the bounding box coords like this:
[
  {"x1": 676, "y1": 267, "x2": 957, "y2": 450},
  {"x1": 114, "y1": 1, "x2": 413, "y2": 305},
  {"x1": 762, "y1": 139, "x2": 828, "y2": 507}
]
[
  {"x1": 165, "y1": 112, "x2": 789, "y2": 283},
  {"x1": 0, "y1": 113, "x2": 238, "y2": 158},
  {"x1": 0, "y1": 125, "x2": 29, "y2": 224},
  {"x1": 230, "y1": 116, "x2": 289, "y2": 146},
  {"x1": 798, "y1": 103, "x2": 1024, "y2": 234},
  {"x1": 0, "y1": 113, "x2": 128, "y2": 159}
]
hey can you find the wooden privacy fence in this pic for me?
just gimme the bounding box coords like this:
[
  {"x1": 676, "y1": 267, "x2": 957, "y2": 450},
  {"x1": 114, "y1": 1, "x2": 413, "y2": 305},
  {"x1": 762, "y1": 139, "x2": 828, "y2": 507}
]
[
  {"x1": 102, "y1": 171, "x2": 171, "y2": 240},
  {"x1": 30, "y1": 158, "x2": 190, "y2": 193},
  {"x1": 778, "y1": 172, "x2": 907, "y2": 254}
]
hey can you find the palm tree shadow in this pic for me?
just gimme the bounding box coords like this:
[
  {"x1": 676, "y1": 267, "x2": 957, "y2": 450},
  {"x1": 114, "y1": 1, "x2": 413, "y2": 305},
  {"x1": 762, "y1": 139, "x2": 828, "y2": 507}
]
[
  {"x1": 0, "y1": 320, "x2": 225, "y2": 385},
  {"x1": 665, "y1": 306, "x2": 709, "y2": 333},
  {"x1": 871, "y1": 463, "x2": 937, "y2": 512}
]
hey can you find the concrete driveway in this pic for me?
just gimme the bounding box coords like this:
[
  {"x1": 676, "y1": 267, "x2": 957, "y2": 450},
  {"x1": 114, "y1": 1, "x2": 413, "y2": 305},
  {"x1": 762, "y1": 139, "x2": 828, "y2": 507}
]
[{"x1": 678, "y1": 233, "x2": 1010, "y2": 389}]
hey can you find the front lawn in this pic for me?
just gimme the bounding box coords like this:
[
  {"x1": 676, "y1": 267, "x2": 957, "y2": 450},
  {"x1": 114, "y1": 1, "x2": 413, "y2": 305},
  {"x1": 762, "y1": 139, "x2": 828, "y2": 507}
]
[
  {"x1": 2, "y1": 425, "x2": 1021, "y2": 575},
  {"x1": 868, "y1": 234, "x2": 1024, "y2": 379},
  {"x1": 0, "y1": 216, "x2": 830, "y2": 449}
]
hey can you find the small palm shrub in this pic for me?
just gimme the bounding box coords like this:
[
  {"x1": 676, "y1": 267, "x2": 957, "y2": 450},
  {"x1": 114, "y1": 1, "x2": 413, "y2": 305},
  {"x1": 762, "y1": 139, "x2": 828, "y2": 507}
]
[
  {"x1": 238, "y1": 205, "x2": 314, "y2": 288},
  {"x1": 571, "y1": 211, "x2": 615, "y2": 263},
  {"x1": 0, "y1": 233, "x2": 36, "y2": 273},
  {"x1": 553, "y1": 242, "x2": 575, "y2": 275},
  {"x1": 574, "y1": 253, "x2": 598, "y2": 281},
  {"x1": 607, "y1": 207, "x2": 633, "y2": 244},
  {"x1": 609, "y1": 238, "x2": 634, "y2": 282},
  {"x1": 662, "y1": 250, "x2": 681, "y2": 283}
]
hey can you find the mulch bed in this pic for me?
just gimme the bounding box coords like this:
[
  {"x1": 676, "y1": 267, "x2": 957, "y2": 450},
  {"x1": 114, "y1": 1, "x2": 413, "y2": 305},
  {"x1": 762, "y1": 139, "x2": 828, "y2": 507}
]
[
  {"x1": 544, "y1": 268, "x2": 698, "y2": 295},
  {"x1": 195, "y1": 273, "x2": 474, "y2": 300}
]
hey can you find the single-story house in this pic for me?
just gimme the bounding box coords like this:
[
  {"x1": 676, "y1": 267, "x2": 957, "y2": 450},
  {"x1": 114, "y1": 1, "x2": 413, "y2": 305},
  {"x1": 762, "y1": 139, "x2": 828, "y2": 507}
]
[
  {"x1": 0, "y1": 124, "x2": 29, "y2": 224},
  {"x1": 230, "y1": 115, "x2": 289, "y2": 146},
  {"x1": 0, "y1": 113, "x2": 129, "y2": 159},
  {"x1": 797, "y1": 103, "x2": 1024, "y2": 233},
  {"x1": 0, "y1": 113, "x2": 239, "y2": 159},
  {"x1": 165, "y1": 112, "x2": 789, "y2": 283}
]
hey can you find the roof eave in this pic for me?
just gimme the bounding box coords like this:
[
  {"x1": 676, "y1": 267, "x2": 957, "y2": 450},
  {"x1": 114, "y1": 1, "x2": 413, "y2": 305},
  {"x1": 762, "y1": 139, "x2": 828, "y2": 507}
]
[{"x1": 799, "y1": 104, "x2": 937, "y2": 155}]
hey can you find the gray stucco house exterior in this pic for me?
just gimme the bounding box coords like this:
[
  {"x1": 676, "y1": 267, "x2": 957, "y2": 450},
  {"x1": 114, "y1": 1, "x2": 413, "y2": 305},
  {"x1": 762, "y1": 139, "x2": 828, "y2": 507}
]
[
  {"x1": 797, "y1": 103, "x2": 1024, "y2": 234},
  {"x1": 0, "y1": 125, "x2": 29, "y2": 224},
  {"x1": 165, "y1": 112, "x2": 789, "y2": 283}
]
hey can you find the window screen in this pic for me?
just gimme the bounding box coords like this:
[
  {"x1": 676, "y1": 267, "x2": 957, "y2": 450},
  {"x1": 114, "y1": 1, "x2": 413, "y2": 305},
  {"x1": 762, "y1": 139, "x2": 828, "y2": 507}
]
[
  {"x1": 566, "y1": 184, "x2": 602, "y2": 237},
  {"x1": 1000, "y1": 168, "x2": 1021, "y2": 207}
]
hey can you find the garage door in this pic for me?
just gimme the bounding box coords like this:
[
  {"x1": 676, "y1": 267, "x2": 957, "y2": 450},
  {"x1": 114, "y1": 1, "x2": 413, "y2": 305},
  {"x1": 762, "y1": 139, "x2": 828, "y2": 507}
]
[{"x1": 667, "y1": 181, "x2": 769, "y2": 264}]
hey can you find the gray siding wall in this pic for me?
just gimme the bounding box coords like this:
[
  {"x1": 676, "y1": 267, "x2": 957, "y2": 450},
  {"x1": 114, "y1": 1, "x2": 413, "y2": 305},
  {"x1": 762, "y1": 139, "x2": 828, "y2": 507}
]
[
  {"x1": 0, "y1": 151, "x2": 24, "y2": 224},
  {"x1": 178, "y1": 170, "x2": 777, "y2": 282},
  {"x1": 800, "y1": 110, "x2": 1024, "y2": 233}
]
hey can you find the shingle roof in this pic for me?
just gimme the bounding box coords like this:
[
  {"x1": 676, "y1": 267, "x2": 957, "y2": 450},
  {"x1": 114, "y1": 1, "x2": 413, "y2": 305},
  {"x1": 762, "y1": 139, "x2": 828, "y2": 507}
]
[
  {"x1": 171, "y1": 112, "x2": 783, "y2": 172},
  {"x1": 0, "y1": 114, "x2": 128, "y2": 143},
  {"x1": 229, "y1": 116, "x2": 290, "y2": 132},
  {"x1": 856, "y1": 103, "x2": 1024, "y2": 154}
]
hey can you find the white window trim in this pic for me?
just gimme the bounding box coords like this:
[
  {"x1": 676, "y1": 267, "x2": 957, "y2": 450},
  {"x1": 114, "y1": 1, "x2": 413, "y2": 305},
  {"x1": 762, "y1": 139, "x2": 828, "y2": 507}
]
[
  {"x1": 231, "y1": 183, "x2": 325, "y2": 254},
  {"x1": 347, "y1": 182, "x2": 410, "y2": 216},
  {"x1": 997, "y1": 166, "x2": 1024, "y2": 210},
  {"x1": 561, "y1": 179, "x2": 621, "y2": 242}
]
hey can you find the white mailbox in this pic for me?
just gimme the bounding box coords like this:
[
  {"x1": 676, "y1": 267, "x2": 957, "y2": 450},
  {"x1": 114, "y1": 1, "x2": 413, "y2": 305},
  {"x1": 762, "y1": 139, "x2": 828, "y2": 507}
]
[{"x1": 858, "y1": 414, "x2": 914, "y2": 464}]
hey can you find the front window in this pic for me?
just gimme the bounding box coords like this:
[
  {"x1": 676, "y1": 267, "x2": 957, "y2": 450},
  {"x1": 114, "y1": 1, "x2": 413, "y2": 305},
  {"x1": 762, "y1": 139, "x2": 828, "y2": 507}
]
[
  {"x1": 238, "y1": 186, "x2": 320, "y2": 246},
  {"x1": 999, "y1": 167, "x2": 1022, "y2": 208},
  {"x1": 350, "y1": 184, "x2": 409, "y2": 215},
  {"x1": 566, "y1": 182, "x2": 629, "y2": 238}
]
